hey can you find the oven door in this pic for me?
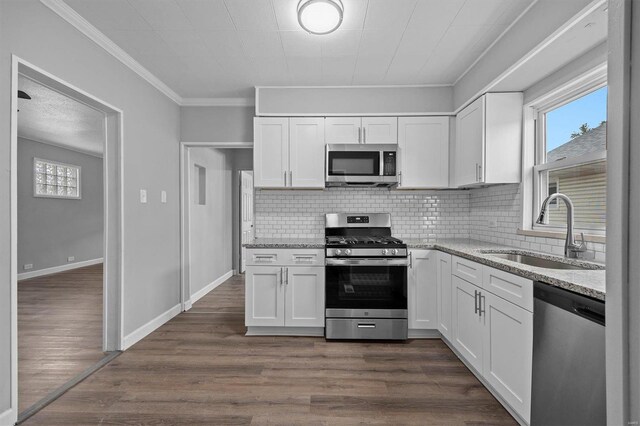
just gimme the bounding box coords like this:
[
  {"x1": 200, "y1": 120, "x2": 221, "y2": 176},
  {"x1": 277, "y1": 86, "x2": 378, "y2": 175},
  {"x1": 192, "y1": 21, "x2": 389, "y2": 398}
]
[{"x1": 325, "y1": 258, "x2": 408, "y2": 317}]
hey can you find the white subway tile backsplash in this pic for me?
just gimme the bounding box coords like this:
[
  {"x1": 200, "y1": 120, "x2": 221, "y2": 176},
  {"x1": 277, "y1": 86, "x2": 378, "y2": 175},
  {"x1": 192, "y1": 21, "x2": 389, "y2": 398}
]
[{"x1": 255, "y1": 184, "x2": 606, "y2": 258}]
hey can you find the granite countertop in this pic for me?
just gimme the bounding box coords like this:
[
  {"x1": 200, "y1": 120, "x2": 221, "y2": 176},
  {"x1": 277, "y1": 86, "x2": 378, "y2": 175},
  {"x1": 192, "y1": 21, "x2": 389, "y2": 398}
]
[
  {"x1": 244, "y1": 237, "x2": 606, "y2": 301},
  {"x1": 405, "y1": 238, "x2": 606, "y2": 301},
  {"x1": 243, "y1": 237, "x2": 325, "y2": 249}
]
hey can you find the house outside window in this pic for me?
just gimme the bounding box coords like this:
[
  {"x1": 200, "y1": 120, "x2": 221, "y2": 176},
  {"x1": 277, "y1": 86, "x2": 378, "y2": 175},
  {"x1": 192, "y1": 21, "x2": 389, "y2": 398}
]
[{"x1": 532, "y1": 81, "x2": 607, "y2": 233}]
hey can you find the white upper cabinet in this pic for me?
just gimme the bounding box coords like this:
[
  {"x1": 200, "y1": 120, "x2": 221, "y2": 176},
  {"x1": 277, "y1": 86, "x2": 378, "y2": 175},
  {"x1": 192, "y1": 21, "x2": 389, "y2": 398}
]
[
  {"x1": 325, "y1": 117, "x2": 398, "y2": 144},
  {"x1": 289, "y1": 118, "x2": 325, "y2": 188},
  {"x1": 254, "y1": 117, "x2": 324, "y2": 189},
  {"x1": 454, "y1": 93, "x2": 523, "y2": 187},
  {"x1": 361, "y1": 117, "x2": 398, "y2": 144},
  {"x1": 325, "y1": 117, "x2": 362, "y2": 144},
  {"x1": 254, "y1": 117, "x2": 289, "y2": 188},
  {"x1": 397, "y1": 117, "x2": 449, "y2": 189}
]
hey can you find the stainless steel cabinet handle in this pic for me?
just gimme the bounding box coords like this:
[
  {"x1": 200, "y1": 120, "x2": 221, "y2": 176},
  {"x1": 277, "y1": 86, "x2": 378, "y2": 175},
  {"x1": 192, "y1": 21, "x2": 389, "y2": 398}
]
[
  {"x1": 478, "y1": 164, "x2": 482, "y2": 182},
  {"x1": 475, "y1": 164, "x2": 478, "y2": 181},
  {"x1": 289, "y1": 171, "x2": 292, "y2": 186},
  {"x1": 280, "y1": 267, "x2": 283, "y2": 286},
  {"x1": 399, "y1": 172, "x2": 402, "y2": 186},
  {"x1": 358, "y1": 127, "x2": 362, "y2": 143},
  {"x1": 474, "y1": 290, "x2": 479, "y2": 314},
  {"x1": 284, "y1": 267, "x2": 288, "y2": 285},
  {"x1": 363, "y1": 127, "x2": 366, "y2": 143},
  {"x1": 409, "y1": 252, "x2": 413, "y2": 269},
  {"x1": 479, "y1": 293, "x2": 486, "y2": 316},
  {"x1": 284, "y1": 171, "x2": 287, "y2": 186},
  {"x1": 357, "y1": 323, "x2": 376, "y2": 328}
]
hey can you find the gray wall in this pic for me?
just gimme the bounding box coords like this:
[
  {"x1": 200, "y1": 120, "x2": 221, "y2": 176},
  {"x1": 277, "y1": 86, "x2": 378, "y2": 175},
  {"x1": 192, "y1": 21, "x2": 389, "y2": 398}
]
[
  {"x1": 180, "y1": 106, "x2": 253, "y2": 142},
  {"x1": 1, "y1": 0, "x2": 181, "y2": 414},
  {"x1": 17, "y1": 138, "x2": 103, "y2": 274},
  {"x1": 188, "y1": 148, "x2": 233, "y2": 297}
]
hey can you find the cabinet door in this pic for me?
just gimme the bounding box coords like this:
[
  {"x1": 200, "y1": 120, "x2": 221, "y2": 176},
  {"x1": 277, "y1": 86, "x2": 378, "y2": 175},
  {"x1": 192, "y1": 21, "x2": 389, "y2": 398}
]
[
  {"x1": 455, "y1": 96, "x2": 485, "y2": 187},
  {"x1": 436, "y1": 252, "x2": 452, "y2": 339},
  {"x1": 482, "y1": 291, "x2": 533, "y2": 423},
  {"x1": 325, "y1": 117, "x2": 362, "y2": 144},
  {"x1": 451, "y1": 276, "x2": 484, "y2": 372},
  {"x1": 289, "y1": 118, "x2": 326, "y2": 188},
  {"x1": 254, "y1": 118, "x2": 289, "y2": 188},
  {"x1": 362, "y1": 117, "x2": 398, "y2": 144},
  {"x1": 285, "y1": 267, "x2": 325, "y2": 327},
  {"x1": 245, "y1": 266, "x2": 285, "y2": 327},
  {"x1": 408, "y1": 250, "x2": 438, "y2": 330},
  {"x1": 398, "y1": 117, "x2": 449, "y2": 188}
]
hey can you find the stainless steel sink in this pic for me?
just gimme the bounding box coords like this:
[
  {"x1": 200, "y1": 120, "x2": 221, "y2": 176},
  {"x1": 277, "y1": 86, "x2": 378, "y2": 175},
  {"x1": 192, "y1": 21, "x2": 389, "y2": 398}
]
[{"x1": 484, "y1": 253, "x2": 602, "y2": 270}]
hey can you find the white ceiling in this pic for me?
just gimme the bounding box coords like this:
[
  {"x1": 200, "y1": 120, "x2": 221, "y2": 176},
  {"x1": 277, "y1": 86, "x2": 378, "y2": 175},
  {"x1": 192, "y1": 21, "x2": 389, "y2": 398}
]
[
  {"x1": 63, "y1": 0, "x2": 536, "y2": 99},
  {"x1": 18, "y1": 76, "x2": 105, "y2": 156}
]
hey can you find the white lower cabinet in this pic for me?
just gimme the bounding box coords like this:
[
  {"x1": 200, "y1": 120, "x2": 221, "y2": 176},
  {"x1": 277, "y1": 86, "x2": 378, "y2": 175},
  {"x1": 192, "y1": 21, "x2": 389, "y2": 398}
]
[
  {"x1": 436, "y1": 252, "x2": 452, "y2": 339},
  {"x1": 245, "y1": 249, "x2": 325, "y2": 331},
  {"x1": 449, "y1": 255, "x2": 533, "y2": 424},
  {"x1": 285, "y1": 267, "x2": 325, "y2": 327},
  {"x1": 451, "y1": 275, "x2": 485, "y2": 372},
  {"x1": 245, "y1": 266, "x2": 285, "y2": 327},
  {"x1": 483, "y1": 291, "x2": 533, "y2": 423},
  {"x1": 408, "y1": 250, "x2": 438, "y2": 331}
]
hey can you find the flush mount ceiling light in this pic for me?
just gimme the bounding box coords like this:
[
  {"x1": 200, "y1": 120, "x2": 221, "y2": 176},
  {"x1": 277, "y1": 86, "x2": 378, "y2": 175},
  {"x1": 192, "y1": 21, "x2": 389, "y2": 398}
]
[{"x1": 297, "y1": 0, "x2": 344, "y2": 35}]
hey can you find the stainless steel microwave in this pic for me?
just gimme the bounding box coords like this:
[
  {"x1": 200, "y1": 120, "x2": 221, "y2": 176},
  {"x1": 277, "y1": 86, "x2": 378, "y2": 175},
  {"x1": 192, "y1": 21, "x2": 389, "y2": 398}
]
[{"x1": 325, "y1": 144, "x2": 398, "y2": 188}]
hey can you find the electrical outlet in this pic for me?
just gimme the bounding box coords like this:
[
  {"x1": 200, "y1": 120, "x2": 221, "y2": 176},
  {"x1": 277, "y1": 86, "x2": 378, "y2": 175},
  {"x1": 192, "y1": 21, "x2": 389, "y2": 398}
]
[
  {"x1": 23, "y1": 263, "x2": 33, "y2": 270},
  {"x1": 488, "y1": 218, "x2": 498, "y2": 228},
  {"x1": 140, "y1": 189, "x2": 147, "y2": 204},
  {"x1": 68, "y1": 256, "x2": 75, "y2": 262},
  {"x1": 161, "y1": 190, "x2": 167, "y2": 203}
]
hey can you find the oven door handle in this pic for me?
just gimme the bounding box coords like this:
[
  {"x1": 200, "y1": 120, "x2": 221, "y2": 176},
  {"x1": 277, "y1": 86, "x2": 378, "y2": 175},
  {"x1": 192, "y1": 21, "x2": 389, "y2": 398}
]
[{"x1": 325, "y1": 258, "x2": 409, "y2": 266}]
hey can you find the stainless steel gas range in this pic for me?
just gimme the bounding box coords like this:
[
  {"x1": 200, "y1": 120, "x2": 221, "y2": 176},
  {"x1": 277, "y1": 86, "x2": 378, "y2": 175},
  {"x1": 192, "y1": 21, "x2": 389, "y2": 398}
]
[{"x1": 324, "y1": 213, "x2": 408, "y2": 340}]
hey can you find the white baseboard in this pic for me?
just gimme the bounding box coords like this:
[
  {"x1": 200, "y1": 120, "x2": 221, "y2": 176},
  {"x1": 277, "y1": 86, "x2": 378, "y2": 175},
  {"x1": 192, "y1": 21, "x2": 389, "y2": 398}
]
[
  {"x1": 189, "y1": 270, "x2": 233, "y2": 304},
  {"x1": 408, "y1": 329, "x2": 442, "y2": 339},
  {"x1": 0, "y1": 407, "x2": 16, "y2": 426},
  {"x1": 122, "y1": 303, "x2": 181, "y2": 350},
  {"x1": 17, "y1": 258, "x2": 103, "y2": 281}
]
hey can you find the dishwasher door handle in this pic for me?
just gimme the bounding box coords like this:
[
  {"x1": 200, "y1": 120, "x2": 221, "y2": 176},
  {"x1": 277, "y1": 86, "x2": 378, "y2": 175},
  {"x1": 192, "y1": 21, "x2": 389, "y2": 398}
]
[{"x1": 573, "y1": 305, "x2": 606, "y2": 325}]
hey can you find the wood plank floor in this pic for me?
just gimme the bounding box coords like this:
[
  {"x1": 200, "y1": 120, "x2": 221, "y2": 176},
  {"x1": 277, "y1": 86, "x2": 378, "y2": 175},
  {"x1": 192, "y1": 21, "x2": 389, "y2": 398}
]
[
  {"x1": 24, "y1": 274, "x2": 517, "y2": 425},
  {"x1": 19, "y1": 264, "x2": 105, "y2": 412}
]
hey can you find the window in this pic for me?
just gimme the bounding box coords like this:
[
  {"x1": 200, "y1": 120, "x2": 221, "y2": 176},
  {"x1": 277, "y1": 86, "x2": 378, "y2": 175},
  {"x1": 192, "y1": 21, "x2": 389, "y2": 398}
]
[
  {"x1": 533, "y1": 84, "x2": 607, "y2": 232},
  {"x1": 34, "y1": 158, "x2": 81, "y2": 199}
]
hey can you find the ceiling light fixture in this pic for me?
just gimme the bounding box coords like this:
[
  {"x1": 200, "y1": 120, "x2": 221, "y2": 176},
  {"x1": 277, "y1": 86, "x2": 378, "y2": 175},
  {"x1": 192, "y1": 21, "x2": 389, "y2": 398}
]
[{"x1": 297, "y1": 0, "x2": 344, "y2": 35}]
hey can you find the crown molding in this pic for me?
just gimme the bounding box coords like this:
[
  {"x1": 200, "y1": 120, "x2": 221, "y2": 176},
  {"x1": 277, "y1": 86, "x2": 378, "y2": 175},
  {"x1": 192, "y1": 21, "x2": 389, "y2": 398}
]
[
  {"x1": 40, "y1": 0, "x2": 182, "y2": 104},
  {"x1": 180, "y1": 98, "x2": 255, "y2": 107}
]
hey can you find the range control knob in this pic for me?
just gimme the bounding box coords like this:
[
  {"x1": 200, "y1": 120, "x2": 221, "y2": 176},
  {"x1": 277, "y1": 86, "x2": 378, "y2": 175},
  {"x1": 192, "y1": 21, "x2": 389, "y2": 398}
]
[
  {"x1": 382, "y1": 249, "x2": 388, "y2": 255},
  {"x1": 335, "y1": 249, "x2": 343, "y2": 255},
  {"x1": 344, "y1": 249, "x2": 352, "y2": 255},
  {"x1": 391, "y1": 249, "x2": 398, "y2": 255}
]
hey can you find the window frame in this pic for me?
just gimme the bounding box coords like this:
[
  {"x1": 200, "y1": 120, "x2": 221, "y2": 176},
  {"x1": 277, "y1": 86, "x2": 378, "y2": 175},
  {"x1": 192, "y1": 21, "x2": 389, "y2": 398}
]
[
  {"x1": 522, "y1": 66, "x2": 607, "y2": 236},
  {"x1": 33, "y1": 157, "x2": 82, "y2": 200}
]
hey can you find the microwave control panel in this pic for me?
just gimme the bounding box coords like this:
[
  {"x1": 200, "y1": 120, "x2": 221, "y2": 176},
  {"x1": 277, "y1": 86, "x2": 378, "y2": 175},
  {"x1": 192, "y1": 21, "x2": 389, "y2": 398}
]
[{"x1": 383, "y1": 152, "x2": 396, "y2": 176}]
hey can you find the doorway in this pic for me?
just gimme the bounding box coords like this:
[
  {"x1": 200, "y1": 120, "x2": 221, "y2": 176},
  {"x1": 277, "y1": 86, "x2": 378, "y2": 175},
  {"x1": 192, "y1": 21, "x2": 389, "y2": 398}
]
[
  {"x1": 9, "y1": 57, "x2": 124, "y2": 424},
  {"x1": 239, "y1": 170, "x2": 254, "y2": 274}
]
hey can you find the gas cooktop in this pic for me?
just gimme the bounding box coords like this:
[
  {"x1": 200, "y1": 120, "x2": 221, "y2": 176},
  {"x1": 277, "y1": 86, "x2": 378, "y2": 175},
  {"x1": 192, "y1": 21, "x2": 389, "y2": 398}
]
[{"x1": 325, "y1": 235, "x2": 405, "y2": 248}]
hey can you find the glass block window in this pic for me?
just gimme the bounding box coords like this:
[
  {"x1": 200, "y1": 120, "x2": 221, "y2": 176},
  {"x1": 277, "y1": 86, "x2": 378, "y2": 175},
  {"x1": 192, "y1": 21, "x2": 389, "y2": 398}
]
[{"x1": 34, "y1": 158, "x2": 81, "y2": 199}]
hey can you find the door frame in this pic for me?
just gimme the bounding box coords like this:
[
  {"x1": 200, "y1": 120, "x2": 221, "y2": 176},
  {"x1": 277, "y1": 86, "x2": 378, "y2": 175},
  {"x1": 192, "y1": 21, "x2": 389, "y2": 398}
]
[
  {"x1": 179, "y1": 141, "x2": 252, "y2": 311},
  {"x1": 238, "y1": 170, "x2": 254, "y2": 274},
  {"x1": 9, "y1": 55, "x2": 125, "y2": 423}
]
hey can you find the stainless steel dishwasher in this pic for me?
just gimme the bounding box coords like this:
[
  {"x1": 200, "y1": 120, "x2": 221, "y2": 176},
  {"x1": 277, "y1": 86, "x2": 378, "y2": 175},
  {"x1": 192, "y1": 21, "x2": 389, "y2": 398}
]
[{"x1": 531, "y1": 281, "x2": 606, "y2": 426}]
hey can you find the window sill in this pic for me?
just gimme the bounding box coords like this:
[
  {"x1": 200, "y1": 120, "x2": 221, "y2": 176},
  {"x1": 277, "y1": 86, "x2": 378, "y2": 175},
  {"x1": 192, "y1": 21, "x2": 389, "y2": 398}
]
[{"x1": 517, "y1": 228, "x2": 606, "y2": 244}]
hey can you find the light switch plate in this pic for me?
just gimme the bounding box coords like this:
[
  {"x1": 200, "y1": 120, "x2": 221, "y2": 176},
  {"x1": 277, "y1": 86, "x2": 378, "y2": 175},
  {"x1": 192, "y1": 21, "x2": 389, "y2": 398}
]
[
  {"x1": 23, "y1": 263, "x2": 33, "y2": 270},
  {"x1": 68, "y1": 256, "x2": 75, "y2": 262},
  {"x1": 161, "y1": 190, "x2": 167, "y2": 203},
  {"x1": 140, "y1": 189, "x2": 147, "y2": 204}
]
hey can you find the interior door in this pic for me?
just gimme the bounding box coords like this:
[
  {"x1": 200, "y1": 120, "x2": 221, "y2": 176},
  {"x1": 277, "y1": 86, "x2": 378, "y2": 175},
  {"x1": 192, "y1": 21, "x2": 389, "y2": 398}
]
[
  {"x1": 289, "y1": 118, "x2": 326, "y2": 188},
  {"x1": 451, "y1": 275, "x2": 484, "y2": 372},
  {"x1": 240, "y1": 171, "x2": 254, "y2": 274},
  {"x1": 361, "y1": 117, "x2": 398, "y2": 144},
  {"x1": 398, "y1": 117, "x2": 449, "y2": 188},
  {"x1": 254, "y1": 117, "x2": 289, "y2": 187},
  {"x1": 455, "y1": 96, "x2": 485, "y2": 186},
  {"x1": 325, "y1": 117, "x2": 362, "y2": 144}
]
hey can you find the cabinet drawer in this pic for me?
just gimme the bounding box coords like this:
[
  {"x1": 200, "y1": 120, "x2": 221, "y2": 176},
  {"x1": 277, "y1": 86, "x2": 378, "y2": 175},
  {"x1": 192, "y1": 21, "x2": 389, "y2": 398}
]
[
  {"x1": 482, "y1": 266, "x2": 533, "y2": 312},
  {"x1": 246, "y1": 249, "x2": 324, "y2": 266},
  {"x1": 451, "y1": 256, "x2": 483, "y2": 286}
]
